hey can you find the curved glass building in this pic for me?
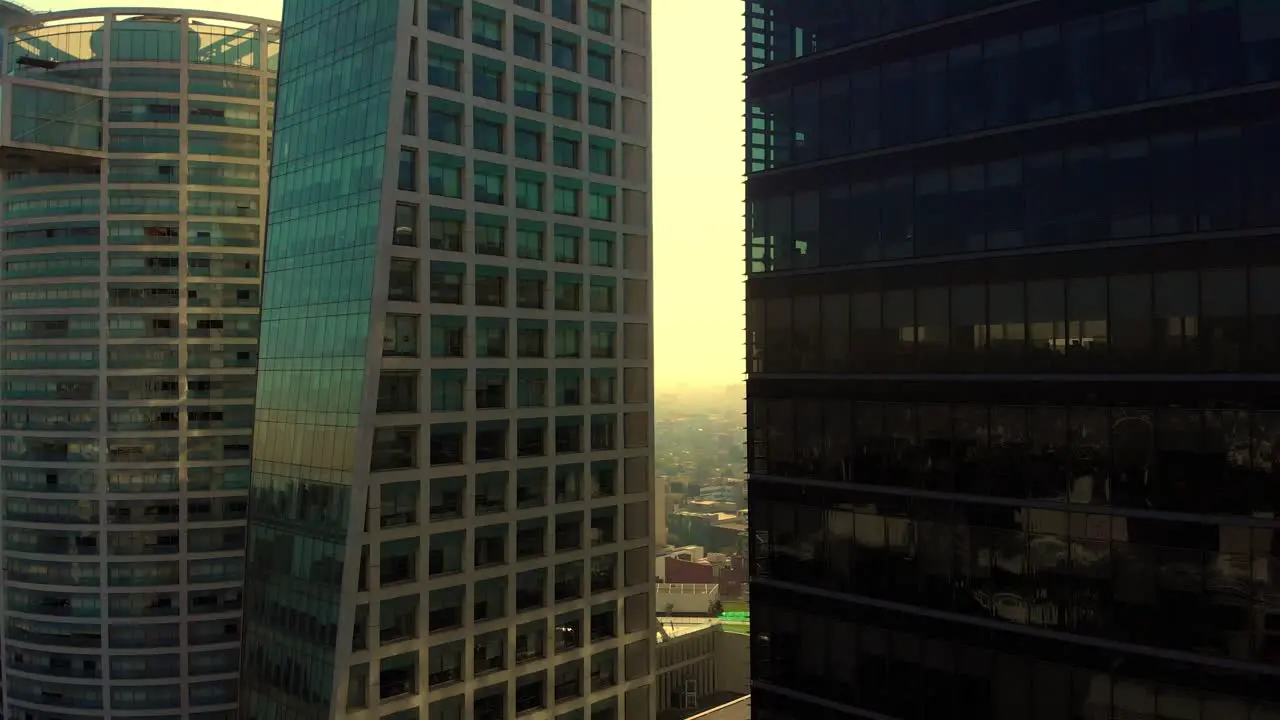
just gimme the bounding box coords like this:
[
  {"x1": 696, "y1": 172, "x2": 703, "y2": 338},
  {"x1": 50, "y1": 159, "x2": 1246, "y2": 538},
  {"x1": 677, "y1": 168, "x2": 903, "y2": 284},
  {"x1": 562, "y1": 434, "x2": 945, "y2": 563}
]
[{"x1": 0, "y1": 7, "x2": 276, "y2": 719}]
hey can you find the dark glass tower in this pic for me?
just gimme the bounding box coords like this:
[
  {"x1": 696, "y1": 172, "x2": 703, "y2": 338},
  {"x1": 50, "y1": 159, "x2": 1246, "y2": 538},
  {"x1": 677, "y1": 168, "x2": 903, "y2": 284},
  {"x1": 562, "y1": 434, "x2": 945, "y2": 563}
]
[{"x1": 745, "y1": 1, "x2": 1280, "y2": 719}]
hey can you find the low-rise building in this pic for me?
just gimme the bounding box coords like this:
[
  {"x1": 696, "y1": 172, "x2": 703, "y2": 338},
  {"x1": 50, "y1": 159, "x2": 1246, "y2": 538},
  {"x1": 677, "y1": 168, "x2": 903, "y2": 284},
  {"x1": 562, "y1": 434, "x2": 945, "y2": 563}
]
[{"x1": 655, "y1": 618, "x2": 749, "y2": 718}]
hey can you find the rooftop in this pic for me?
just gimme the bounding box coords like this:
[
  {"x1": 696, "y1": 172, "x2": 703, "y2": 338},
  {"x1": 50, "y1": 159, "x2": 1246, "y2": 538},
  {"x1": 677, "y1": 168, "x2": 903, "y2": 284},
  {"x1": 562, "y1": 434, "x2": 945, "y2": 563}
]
[
  {"x1": 656, "y1": 617, "x2": 719, "y2": 643},
  {"x1": 687, "y1": 695, "x2": 751, "y2": 720}
]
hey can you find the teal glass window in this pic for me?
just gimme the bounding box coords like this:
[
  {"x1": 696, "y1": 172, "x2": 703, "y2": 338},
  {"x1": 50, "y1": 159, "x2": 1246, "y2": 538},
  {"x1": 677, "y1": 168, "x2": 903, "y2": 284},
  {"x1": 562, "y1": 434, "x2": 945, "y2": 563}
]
[
  {"x1": 476, "y1": 214, "x2": 507, "y2": 256},
  {"x1": 516, "y1": 127, "x2": 543, "y2": 161},
  {"x1": 475, "y1": 119, "x2": 504, "y2": 153},
  {"x1": 109, "y1": 129, "x2": 177, "y2": 153},
  {"x1": 517, "y1": 318, "x2": 547, "y2": 357},
  {"x1": 518, "y1": 369, "x2": 548, "y2": 408},
  {"x1": 554, "y1": 136, "x2": 579, "y2": 168},
  {"x1": 554, "y1": 185, "x2": 580, "y2": 217},
  {"x1": 588, "y1": 3, "x2": 612, "y2": 34},
  {"x1": 556, "y1": 321, "x2": 583, "y2": 358},
  {"x1": 431, "y1": 369, "x2": 466, "y2": 411},
  {"x1": 516, "y1": 175, "x2": 544, "y2": 211},
  {"x1": 552, "y1": 36, "x2": 578, "y2": 71},
  {"x1": 517, "y1": 269, "x2": 546, "y2": 308},
  {"x1": 188, "y1": 70, "x2": 257, "y2": 98},
  {"x1": 472, "y1": 4, "x2": 504, "y2": 49},
  {"x1": 589, "y1": 141, "x2": 613, "y2": 175},
  {"x1": 589, "y1": 185, "x2": 615, "y2": 222},
  {"x1": 474, "y1": 59, "x2": 504, "y2": 101},
  {"x1": 428, "y1": 99, "x2": 462, "y2": 144},
  {"x1": 590, "y1": 370, "x2": 616, "y2": 404},
  {"x1": 555, "y1": 273, "x2": 582, "y2": 311},
  {"x1": 428, "y1": 45, "x2": 462, "y2": 89},
  {"x1": 588, "y1": 95, "x2": 613, "y2": 129},
  {"x1": 107, "y1": 189, "x2": 174, "y2": 214},
  {"x1": 589, "y1": 276, "x2": 616, "y2": 312},
  {"x1": 554, "y1": 229, "x2": 581, "y2": 264},
  {"x1": 476, "y1": 318, "x2": 508, "y2": 358},
  {"x1": 111, "y1": 68, "x2": 179, "y2": 93},
  {"x1": 557, "y1": 368, "x2": 583, "y2": 405},
  {"x1": 403, "y1": 92, "x2": 418, "y2": 135},
  {"x1": 553, "y1": 88, "x2": 579, "y2": 120},
  {"x1": 431, "y1": 315, "x2": 466, "y2": 357},
  {"x1": 516, "y1": 0, "x2": 541, "y2": 10},
  {"x1": 409, "y1": 36, "x2": 419, "y2": 80},
  {"x1": 474, "y1": 163, "x2": 506, "y2": 205},
  {"x1": 515, "y1": 70, "x2": 543, "y2": 110},
  {"x1": 189, "y1": 131, "x2": 259, "y2": 158},
  {"x1": 432, "y1": 425, "x2": 467, "y2": 467},
  {"x1": 475, "y1": 265, "x2": 507, "y2": 306},
  {"x1": 587, "y1": 43, "x2": 612, "y2": 81},
  {"x1": 429, "y1": 154, "x2": 464, "y2": 198},
  {"x1": 189, "y1": 100, "x2": 260, "y2": 128},
  {"x1": 590, "y1": 322, "x2": 617, "y2": 358},
  {"x1": 112, "y1": 159, "x2": 176, "y2": 184},
  {"x1": 430, "y1": 207, "x2": 465, "y2": 251},
  {"x1": 399, "y1": 148, "x2": 418, "y2": 191},
  {"x1": 431, "y1": 261, "x2": 465, "y2": 304},
  {"x1": 109, "y1": 98, "x2": 179, "y2": 123},
  {"x1": 427, "y1": 0, "x2": 462, "y2": 36},
  {"x1": 517, "y1": 223, "x2": 545, "y2": 260},
  {"x1": 552, "y1": 0, "x2": 577, "y2": 23},
  {"x1": 514, "y1": 24, "x2": 541, "y2": 61},
  {"x1": 589, "y1": 231, "x2": 615, "y2": 267}
]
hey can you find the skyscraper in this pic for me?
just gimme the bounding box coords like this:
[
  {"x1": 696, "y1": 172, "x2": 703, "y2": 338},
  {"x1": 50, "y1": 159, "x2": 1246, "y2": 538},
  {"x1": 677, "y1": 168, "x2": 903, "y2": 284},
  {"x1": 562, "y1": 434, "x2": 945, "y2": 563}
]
[
  {"x1": 240, "y1": 1, "x2": 654, "y2": 719},
  {"x1": 0, "y1": 6, "x2": 276, "y2": 719},
  {"x1": 746, "y1": 1, "x2": 1280, "y2": 718}
]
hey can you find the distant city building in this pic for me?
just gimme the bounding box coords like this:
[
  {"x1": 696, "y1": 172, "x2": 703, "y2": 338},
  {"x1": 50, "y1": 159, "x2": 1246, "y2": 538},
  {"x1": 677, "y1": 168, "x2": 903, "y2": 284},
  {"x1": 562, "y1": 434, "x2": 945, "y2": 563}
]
[
  {"x1": 0, "y1": 6, "x2": 275, "y2": 718},
  {"x1": 237, "y1": 1, "x2": 656, "y2": 719},
  {"x1": 747, "y1": 1, "x2": 1280, "y2": 718}
]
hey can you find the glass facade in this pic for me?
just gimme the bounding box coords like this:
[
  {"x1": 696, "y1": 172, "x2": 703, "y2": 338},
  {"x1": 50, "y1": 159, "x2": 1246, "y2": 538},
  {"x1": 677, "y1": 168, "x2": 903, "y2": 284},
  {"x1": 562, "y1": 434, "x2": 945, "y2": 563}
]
[
  {"x1": 746, "y1": 1, "x2": 1280, "y2": 719},
  {"x1": 0, "y1": 8, "x2": 276, "y2": 720},
  {"x1": 238, "y1": 0, "x2": 398, "y2": 718},
  {"x1": 241, "y1": 1, "x2": 654, "y2": 719}
]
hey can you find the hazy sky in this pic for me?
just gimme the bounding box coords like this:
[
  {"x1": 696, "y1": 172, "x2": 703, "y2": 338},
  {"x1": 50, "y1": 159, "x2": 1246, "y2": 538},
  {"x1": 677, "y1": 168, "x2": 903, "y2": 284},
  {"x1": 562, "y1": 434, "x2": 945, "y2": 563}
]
[{"x1": 36, "y1": 0, "x2": 746, "y2": 391}]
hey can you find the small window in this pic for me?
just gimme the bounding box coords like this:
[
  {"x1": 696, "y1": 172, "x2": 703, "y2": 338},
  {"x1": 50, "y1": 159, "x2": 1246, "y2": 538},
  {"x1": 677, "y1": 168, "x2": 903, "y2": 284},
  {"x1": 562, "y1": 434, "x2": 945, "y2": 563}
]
[
  {"x1": 552, "y1": 0, "x2": 577, "y2": 24},
  {"x1": 517, "y1": 229, "x2": 544, "y2": 260},
  {"x1": 473, "y1": 12, "x2": 503, "y2": 49},
  {"x1": 474, "y1": 64, "x2": 503, "y2": 101},
  {"x1": 427, "y1": 0, "x2": 461, "y2": 37},
  {"x1": 397, "y1": 148, "x2": 417, "y2": 191},
  {"x1": 554, "y1": 233, "x2": 580, "y2": 264},
  {"x1": 427, "y1": 47, "x2": 461, "y2": 90},
  {"x1": 402, "y1": 92, "x2": 418, "y2": 136},
  {"x1": 515, "y1": 77, "x2": 542, "y2": 111},
  {"x1": 589, "y1": 189, "x2": 614, "y2": 222},
  {"x1": 587, "y1": 47, "x2": 612, "y2": 81},
  {"x1": 516, "y1": 128, "x2": 543, "y2": 161},
  {"x1": 428, "y1": 103, "x2": 462, "y2": 144},
  {"x1": 514, "y1": 27, "x2": 541, "y2": 61},
  {"x1": 475, "y1": 119, "x2": 504, "y2": 153},
  {"x1": 587, "y1": 3, "x2": 612, "y2": 34},
  {"x1": 589, "y1": 143, "x2": 612, "y2": 175},
  {"x1": 589, "y1": 234, "x2": 614, "y2": 266},
  {"x1": 475, "y1": 167, "x2": 506, "y2": 205},
  {"x1": 554, "y1": 186, "x2": 580, "y2": 216},
  {"x1": 429, "y1": 158, "x2": 463, "y2": 198},
  {"x1": 553, "y1": 89, "x2": 578, "y2": 120},
  {"x1": 552, "y1": 38, "x2": 578, "y2": 71},
  {"x1": 588, "y1": 97, "x2": 612, "y2": 129},
  {"x1": 517, "y1": 178, "x2": 544, "y2": 211},
  {"x1": 554, "y1": 137, "x2": 579, "y2": 168}
]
